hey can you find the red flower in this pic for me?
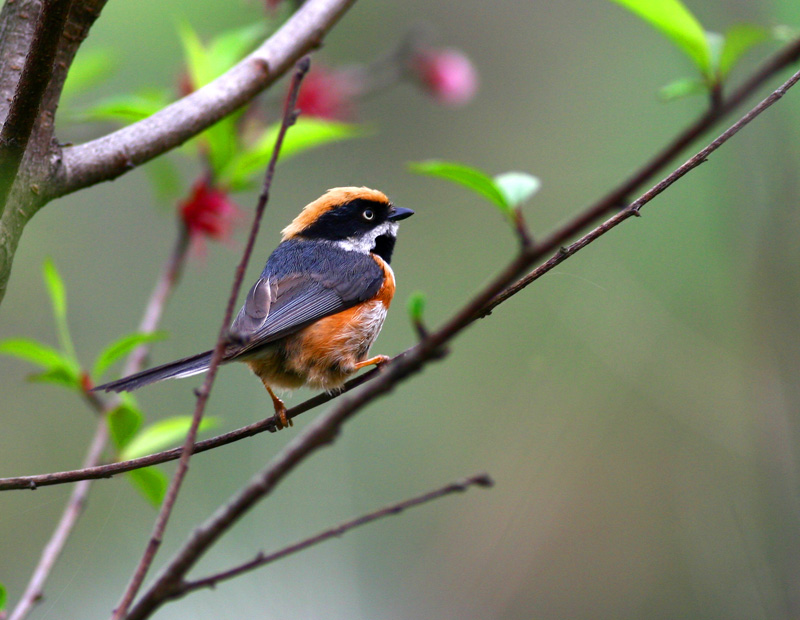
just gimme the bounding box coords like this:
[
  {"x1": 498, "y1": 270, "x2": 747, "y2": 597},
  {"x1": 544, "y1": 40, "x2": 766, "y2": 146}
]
[
  {"x1": 179, "y1": 177, "x2": 241, "y2": 252},
  {"x1": 409, "y1": 48, "x2": 478, "y2": 107},
  {"x1": 295, "y1": 65, "x2": 356, "y2": 121}
]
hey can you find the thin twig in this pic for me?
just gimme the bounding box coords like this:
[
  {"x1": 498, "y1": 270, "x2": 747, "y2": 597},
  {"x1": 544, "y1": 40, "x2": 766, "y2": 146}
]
[
  {"x1": 110, "y1": 57, "x2": 310, "y2": 620},
  {"x1": 4, "y1": 38, "x2": 800, "y2": 496},
  {"x1": 124, "y1": 63, "x2": 800, "y2": 620},
  {"x1": 0, "y1": 366, "x2": 377, "y2": 491},
  {"x1": 486, "y1": 37, "x2": 800, "y2": 312},
  {"x1": 0, "y1": 0, "x2": 73, "y2": 214},
  {"x1": 7, "y1": 223, "x2": 194, "y2": 620},
  {"x1": 54, "y1": 0, "x2": 357, "y2": 199},
  {"x1": 168, "y1": 473, "x2": 493, "y2": 602},
  {"x1": 8, "y1": 419, "x2": 107, "y2": 620}
]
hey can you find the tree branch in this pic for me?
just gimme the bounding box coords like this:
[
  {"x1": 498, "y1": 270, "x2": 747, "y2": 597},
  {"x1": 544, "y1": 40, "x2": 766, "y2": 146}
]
[
  {"x1": 167, "y1": 473, "x2": 493, "y2": 603},
  {"x1": 0, "y1": 368, "x2": 376, "y2": 491},
  {"x1": 122, "y1": 63, "x2": 800, "y2": 620},
  {"x1": 4, "y1": 38, "x2": 800, "y2": 495},
  {"x1": 0, "y1": 0, "x2": 73, "y2": 215},
  {"x1": 52, "y1": 0, "x2": 356, "y2": 199},
  {"x1": 7, "y1": 418, "x2": 106, "y2": 620},
  {"x1": 6, "y1": 219, "x2": 193, "y2": 620},
  {"x1": 486, "y1": 37, "x2": 800, "y2": 312},
  {"x1": 110, "y1": 57, "x2": 310, "y2": 620}
]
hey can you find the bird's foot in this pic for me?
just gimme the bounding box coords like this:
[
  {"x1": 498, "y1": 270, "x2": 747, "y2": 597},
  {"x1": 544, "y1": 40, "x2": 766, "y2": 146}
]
[
  {"x1": 266, "y1": 386, "x2": 293, "y2": 431},
  {"x1": 354, "y1": 354, "x2": 391, "y2": 371}
]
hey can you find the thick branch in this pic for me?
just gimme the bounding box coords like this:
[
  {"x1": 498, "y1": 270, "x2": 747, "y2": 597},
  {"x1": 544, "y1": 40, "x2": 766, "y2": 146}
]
[
  {"x1": 53, "y1": 0, "x2": 356, "y2": 199},
  {"x1": 124, "y1": 64, "x2": 800, "y2": 620},
  {"x1": 0, "y1": 0, "x2": 73, "y2": 215},
  {"x1": 5, "y1": 38, "x2": 800, "y2": 495}
]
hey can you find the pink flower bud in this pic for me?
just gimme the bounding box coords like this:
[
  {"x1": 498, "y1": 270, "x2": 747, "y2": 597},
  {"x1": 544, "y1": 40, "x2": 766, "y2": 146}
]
[{"x1": 410, "y1": 48, "x2": 478, "y2": 107}]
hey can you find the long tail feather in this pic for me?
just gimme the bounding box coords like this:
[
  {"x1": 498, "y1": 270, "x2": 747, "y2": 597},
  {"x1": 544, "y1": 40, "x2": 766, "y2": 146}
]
[{"x1": 93, "y1": 350, "x2": 214, "y2": 393}]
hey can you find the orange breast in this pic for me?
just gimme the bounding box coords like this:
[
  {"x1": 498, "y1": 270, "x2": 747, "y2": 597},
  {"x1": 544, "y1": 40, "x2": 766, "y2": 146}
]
[{"x1": 245, "y1": 253, "x2": 396, "y2": 391}]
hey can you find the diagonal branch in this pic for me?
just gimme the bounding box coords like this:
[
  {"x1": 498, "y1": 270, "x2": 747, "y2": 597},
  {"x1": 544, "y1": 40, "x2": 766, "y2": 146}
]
[
  {"x1": 487, "y1": 37, "x2": 800, "y2": 311},
  {"x1": 7, "y1": 220, "x2": 192, "y2": 620},
  {"x1": 167, "y1": 473, "x2": 493, "y2": 603},
  {"x1": 124, "y1": 63, "x2": 800, "y2": 620},
  {"x1": 53, "y1": 0, "x2": 356, "y2": 199},
  {"x1": 110, "y1": 57, "x2": 310, "y2": 620},
  {"x1": 0, "y1": 0, "x2": 73, "y2": 215},
  {"x1": 4, "y1": 38, "x2": 800, "y2": 495},
  {"x1": 8, "y1": 418, "x2": 106, "y2": 620}
]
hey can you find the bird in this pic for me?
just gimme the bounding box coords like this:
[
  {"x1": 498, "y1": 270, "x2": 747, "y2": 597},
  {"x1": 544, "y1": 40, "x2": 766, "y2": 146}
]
[{"x1": 93, "y1": 187, "x2": 414, "y2": 430}]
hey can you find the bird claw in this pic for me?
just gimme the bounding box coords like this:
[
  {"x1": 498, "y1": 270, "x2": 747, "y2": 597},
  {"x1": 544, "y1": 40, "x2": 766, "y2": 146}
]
[{"x1": 273, "y1": 404, "x2": 293, "y2": 431}]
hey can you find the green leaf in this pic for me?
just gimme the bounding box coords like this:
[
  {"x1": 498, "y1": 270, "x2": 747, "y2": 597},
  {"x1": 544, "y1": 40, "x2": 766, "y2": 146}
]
[
  {"x1": 0, "y1": 337, "x2": 82, "y2": 390},
  {"x1": 179, "y1": 22, "x2": 213, "y2": 90},
  {"x1": 177, "y1": 23, "x2": 241, "y2": 176},
  {"x1": 176, "y1": 23, "x2": 265, "y2": 176},
  {"x1": 407, "y1": 291, "x2": 427, "y2": 324},
  {"x1": 81, "y1": 90, "x2": 171, "y2": 124},
  {"x1": 718, "y1": 24, "x2": 769, "y2": 78},
  {"x1": 61, "y1": 49, "x2": 117, "y2": 103},
  {"x1": 223, "y1": 118, "x2": 365, "y2": 189},
  {"x1": 658, "y1": 77, "x2": 707, "y2": 101},
  {"x1": 207, "y1": 22, "x2": 265, "y2": 79},
  {"x1": 180, "y1": 22, "x2": 264, "y2": 90},
  {"x1": 493, "y1": 172, "x2": 541, "y2": 208},
  {"x1": 0, "y1": 580, "x2": 6, "y2": 611},
  {"x1": 93, "y1": 331, "x2": 167, "y2": 380},
  {"x1": 0, "y1": 338, "x2": 67, "y2": 369},
  {"x1": 108, "y1": 397, "x2": 144, "y2": 451},
  {"x1": 127, "y1": 467, "x2": 169, "y2": 507},
  {"x1": 609, "y1": 0, "x2": 712, "y2": 77},
  {"x1": 408, "y1": 160, "x2": 511, "y2": 215},
  {"x1": 42, "y1": 259, "x2": 77, "y2": 363},
  {"x1": 120, "y1": 416, "x2": 219, "y2": 461},
  {"x1": 43, "y1": 258, "x2": 67, "y2": 324},
  {"x1": 29, "y1": 364, "x2": 82, "y2": 390}
]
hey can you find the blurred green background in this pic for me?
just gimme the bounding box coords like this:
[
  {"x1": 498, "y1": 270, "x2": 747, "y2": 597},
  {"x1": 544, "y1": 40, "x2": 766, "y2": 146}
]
[{"x1": 3, "y1": 0, "x2": 800, "y2": 618}]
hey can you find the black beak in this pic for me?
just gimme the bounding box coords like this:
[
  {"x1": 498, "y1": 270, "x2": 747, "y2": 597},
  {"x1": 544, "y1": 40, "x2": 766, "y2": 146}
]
[{"x1": 388, "y1": 206, "x2": 414, "y2": 221}]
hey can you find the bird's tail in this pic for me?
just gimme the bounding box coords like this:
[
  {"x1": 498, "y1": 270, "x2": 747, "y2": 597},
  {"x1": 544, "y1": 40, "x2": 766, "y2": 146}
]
[{"x1": 93, "y1": 350, "x2": 214, "y2": 393}]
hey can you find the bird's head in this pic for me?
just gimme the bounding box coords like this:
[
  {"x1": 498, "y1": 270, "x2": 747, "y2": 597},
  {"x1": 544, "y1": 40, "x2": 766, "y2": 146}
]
[{"x1": 281, "y1": 187, "x2": 414, "y2": 263}]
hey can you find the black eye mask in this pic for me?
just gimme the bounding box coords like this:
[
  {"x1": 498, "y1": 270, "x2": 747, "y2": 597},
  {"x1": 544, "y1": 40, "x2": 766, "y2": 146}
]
[{"x1": 299, "y1": 199, "x2": 390, "y2": 240}]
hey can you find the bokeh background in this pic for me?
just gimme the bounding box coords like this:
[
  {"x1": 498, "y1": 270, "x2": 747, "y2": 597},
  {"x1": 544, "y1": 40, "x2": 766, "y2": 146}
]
[{"x1": 3, "y1": 1, "x2": 800, "y2": 618}]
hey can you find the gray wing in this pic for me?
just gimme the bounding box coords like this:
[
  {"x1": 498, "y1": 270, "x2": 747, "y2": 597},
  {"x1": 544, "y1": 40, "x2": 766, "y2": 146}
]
[{"x1": 228, "y1": 248, "x2": 384, "y2": 358}]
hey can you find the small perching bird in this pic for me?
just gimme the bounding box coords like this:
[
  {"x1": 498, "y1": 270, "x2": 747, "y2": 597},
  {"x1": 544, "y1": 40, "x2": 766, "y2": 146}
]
[{"x1": 94, "y1": 187, "x2": 414, "y2": 429}]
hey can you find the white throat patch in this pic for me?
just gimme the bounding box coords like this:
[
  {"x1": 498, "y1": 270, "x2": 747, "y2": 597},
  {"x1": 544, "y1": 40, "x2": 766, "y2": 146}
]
[{"x1": 333, "y1": 221, "x2": 399, "y2": 254}]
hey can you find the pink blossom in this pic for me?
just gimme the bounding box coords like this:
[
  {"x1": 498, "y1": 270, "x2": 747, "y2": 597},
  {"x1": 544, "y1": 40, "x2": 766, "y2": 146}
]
[{"x1": 410, "y1": 48, "x2": 478, "y2": 107}]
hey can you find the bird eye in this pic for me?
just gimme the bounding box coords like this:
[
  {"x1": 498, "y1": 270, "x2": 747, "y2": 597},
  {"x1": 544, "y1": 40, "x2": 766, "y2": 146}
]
[{"x1": 362, "y1": 209, "x2": 374, "y2": 221}]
